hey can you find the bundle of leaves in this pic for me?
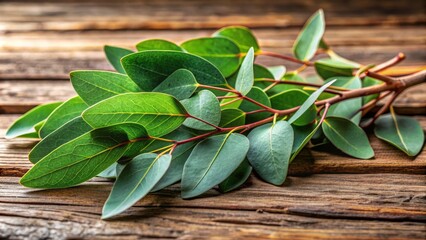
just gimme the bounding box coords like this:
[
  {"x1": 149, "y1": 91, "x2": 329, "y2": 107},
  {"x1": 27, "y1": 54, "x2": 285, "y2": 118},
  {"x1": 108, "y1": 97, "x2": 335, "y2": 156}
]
[{"x1": 6, "y1": 10, "x2": 425, "y2": 219}]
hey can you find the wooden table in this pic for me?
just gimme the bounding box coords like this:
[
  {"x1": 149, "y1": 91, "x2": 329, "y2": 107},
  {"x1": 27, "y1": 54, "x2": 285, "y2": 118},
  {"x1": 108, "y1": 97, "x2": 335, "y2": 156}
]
[{"x1": 0, "y1": 1, "x2": 425, "y2": 239}]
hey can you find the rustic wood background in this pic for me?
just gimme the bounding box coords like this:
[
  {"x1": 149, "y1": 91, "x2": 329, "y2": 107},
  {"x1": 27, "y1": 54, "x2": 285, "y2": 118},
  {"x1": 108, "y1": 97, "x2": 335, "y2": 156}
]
[{"x1": 0, "y1": 0, "x2": 425, "y2": 239}]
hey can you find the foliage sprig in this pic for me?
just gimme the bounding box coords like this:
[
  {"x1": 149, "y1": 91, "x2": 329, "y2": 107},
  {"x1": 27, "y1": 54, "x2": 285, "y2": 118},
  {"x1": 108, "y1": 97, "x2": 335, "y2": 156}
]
[{"x1": 6, "y1": 9, "x2": 425, "y2": 219}]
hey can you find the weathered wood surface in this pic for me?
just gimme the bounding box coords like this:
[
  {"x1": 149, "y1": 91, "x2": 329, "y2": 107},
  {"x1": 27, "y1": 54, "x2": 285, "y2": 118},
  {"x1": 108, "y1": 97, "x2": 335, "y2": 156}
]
[
  {"x1": 1, "y1": 0, "x2": 425, "y2": 239},
  {"x1": 0, "y1": 174, "x2": 425, "y2": 239}
]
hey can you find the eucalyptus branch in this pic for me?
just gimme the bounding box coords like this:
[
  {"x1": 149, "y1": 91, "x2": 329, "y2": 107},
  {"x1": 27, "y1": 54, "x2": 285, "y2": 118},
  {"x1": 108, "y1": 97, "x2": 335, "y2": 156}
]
[{"x1": 258, "y1": 50, "x2": 314, "y2": 66}]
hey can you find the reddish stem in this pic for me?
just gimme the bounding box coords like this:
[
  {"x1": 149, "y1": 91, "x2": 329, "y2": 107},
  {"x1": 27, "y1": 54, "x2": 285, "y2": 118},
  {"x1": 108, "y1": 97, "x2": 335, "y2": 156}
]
[{"x1": 259, "y1": 51, "x2": 314, "y2": 66}]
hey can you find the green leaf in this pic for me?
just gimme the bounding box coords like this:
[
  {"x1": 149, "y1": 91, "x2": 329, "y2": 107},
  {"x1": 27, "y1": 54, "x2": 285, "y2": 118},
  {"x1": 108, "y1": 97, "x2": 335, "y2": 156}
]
[
  {"x1": 39, "y1": 96, "x2": 88, "y2": 138},
  {"x1": 153, "y1": 69, "x2": 198, "y2": 100},
  {"x1": 374, "y1": 113, "x2": 424, "y2": 156},
  {"x1": 20, "y1": 123, "x2": 149, "y2": 188},
  {"x1": 288, "y1": 80, "x2": 336, "y2": 125},
  {"x1": 181, "y1": 90, "x2": 221, "y2": 130},
  {"x1": 290, "y1": 121, "x2": 323, "y2": 162},
  {"x1": 213, "y1": 26, "x2": 260, "y2": 53},
  {"x1": 104, "y1": 45, "x2": 134, "y2": 74},
  {"x1": 102, "y1": 153, "x2": 172, "y2": 219},
  {"x1": 219, "y1": 159, "x2": 252, "y2": 193},
  {"x1": 270, "y1": 89, "x2": 317, "y2": 126},
  {"x1": 230, "y1": 64, "x2": 273, "y2": 89},
  {"x1": 293, "y1": 9, "x2": 325, "y2": 61},
  {"x1": 33, "y1": 120, "x2": 46, "y2": 134},
  {"x1": 266, "y1": 72, "x2": 306, "y2": 95},
  {"x1": 82, "y1": 92, "x2": 188, "y2": 137},
  {"x1": 5, "y1": 102, "x2": 62, "y2": 139},
  {"x1": 180, "y1": 37, "x2": 241, "y2": 77},
  {"x1": 181, "y1": 133, "x2": 249, "y2": 198},
  {"x1": 70, "y1": 70, "x2": 142, "y2": 105},
  {"x1": 267, "y1": 66, "x2": 286, "y2": 80},
  {"x1": 235, "y1": 47, "x2": 254, "y2": 95},
  {"x1": 322, "y1": 117, "x2": 374, "y2": 159},
  {"x1": 247, "y1": 121, "x2": 294, "y2": 185},
  {"x1": 122, "y1": 51, "x2": 226, "y2": 91},
  {"x1": 29, "y1": 117, "x2": 92, "y2": 164},
  {"x1": 136, "y1": 39, "x2": 183, "y2": 52},
  {"x1": 151, "y1": 141, "x2": 197, "y2": 192},
  {"x1": 240, "y1": 86, "x2": 271, "y2": 123},
  {"x1": 97, "y1": 162, "x2": 118, "y2": 179},
  {"x1": 219, "y1": 109, "x2": 246, "y2": 127},
  {"x1": 315, "y1": 58, "x2": 358, "y2": 80},
  {"x1": 362, "y1": 76, "x2": 382, "y2": 104},
  {"x1": 326, "y1": 76, "x2": 362, "y2": 124}
]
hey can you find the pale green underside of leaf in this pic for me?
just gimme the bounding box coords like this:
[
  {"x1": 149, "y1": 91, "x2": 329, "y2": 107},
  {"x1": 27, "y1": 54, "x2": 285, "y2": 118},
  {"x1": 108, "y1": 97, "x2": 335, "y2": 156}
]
[
  {"x1": 235, "y1": 47, "x2": 254, "y2": 95},
  {"x1": 288, "y1": 80, "x2": 336, "y2": 125},
  {"x1": 322, "y1": 117, "x2": 374, "y2": 159},
  {"x1": 20, "y1": 123, "x2": 149, "y2": 189},
  {"x1": 182, "y1": 90, "x2": 221, "y2": 130},
  {"x1": 293, "y1": 9, "x2": 325, "y2": 61},
  {"x1": 102, "y1": 153, "x2": 172, "y2": 219},
  {"x1": 181, "y1": 133, "x2": 249, "y2": 198},
  {"x1": 39, "y1": 96, "x2": 88, "y2": 138},
  {"x1": 315, "y1": 58, "x2": 357, "y2": 80},
  {"x1": 5, "y1": 102, "x2": 62, "y2": 139},
  {"x1": 104, "y1": 45, "x2": 134, "y2": 74},
  {"x1": 70, "y1": 70, "x2": 142, "y2": 106},
  {"x1": 375, "y1": 114, "x2": 424, "y2": 156},
  {"x1": 247, "y1": 121, "x2": 294, "y2": 185},
  {"x1": 122, "y1": 50, "x2": 227, "y2": 91},
  {"x1": 219, "y1": 159, "x2": 252, "y2": 193},
  {"x1": 82, "y1": 92, "x2": 188, "y2": 137}
]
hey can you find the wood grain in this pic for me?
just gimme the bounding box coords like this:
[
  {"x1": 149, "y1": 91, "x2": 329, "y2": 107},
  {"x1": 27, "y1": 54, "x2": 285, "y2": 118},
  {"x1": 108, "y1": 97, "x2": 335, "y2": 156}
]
[
  {"x1": 0, "y1": 174, "x2": 425, "y2": 239},
  {"x1": 1, "y1": 0, "x2": 425, "y2": 32}
]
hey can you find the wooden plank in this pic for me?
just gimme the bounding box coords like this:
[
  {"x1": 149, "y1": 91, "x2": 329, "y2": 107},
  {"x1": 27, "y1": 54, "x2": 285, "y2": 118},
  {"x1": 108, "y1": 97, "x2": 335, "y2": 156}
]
[
  {"x1": 1, "y1": 80, "x2": 424, "y2": 114},
  {"x1": 0, "y1": 0, "x2": 425, "y2": 32},
  {"x1": 1, "y1": 26, "x2": 425, "y2": 52},
  {"x1": 0, "y1": 174, "x2": 425, "y2": 239},
  {"x1": 1, "y1": 115, "x2": 425, "y2": 177}
]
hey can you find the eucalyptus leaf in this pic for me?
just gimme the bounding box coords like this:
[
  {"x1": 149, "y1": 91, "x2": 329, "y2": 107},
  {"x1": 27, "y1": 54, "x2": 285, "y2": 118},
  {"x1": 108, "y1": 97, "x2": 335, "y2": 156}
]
[
  {"x1": 181, "y1": 37, "x2": 241, "y2": 77},
  {"x1": 270, "y1": 89, "x2": 317, "y2": 126},
  {"x1": 181, "y1": 90, "x2": 221, "y2": 130},
  {"x1": 5, "y1": 102, "x2": 62, "y2": 139},
  {"x1": 213, "y1": 26, "x2": 260, "y2": 53},
  {"x1": 219, "y1": 159, "x2": 252, "y2": 193},
  {"x1": 290, "y1": 121, "x2": 323, "y2": 162},
  {"x1": 104, "y1": 45, "x2": 134, "y2": 74},
  {"x1": 102, "y1": 153, "x2": 172, "y2": 219},
  {"x1": 151, "y1": 141, "x2": 197, "y2": 192},
  {"x1": 267, "y1": 66, "x2": 286, "y2": 80},
  {"x1": 293, "y1": 9, "x2": 325, "y2": 61},
  {"x1": 247, "y1": 121, "x2": 293, "y2": 185},
  {"x1": 29, "y1": 117, "x2": 92, "y2": 164},
  {"x1": 122, "y1": 51, "x2": 226, "y2": 91},
  {"x1": 98, "y1": 162, "x2": 118, "y2": 179},
  {"x1": 288, "y1": 80, "x2": 336, "y2": 125},
  {"x1": 219, "y1": 109, "x2": 246, "y2": 127},
  {"x1": 181, "y1": 133, "x2": 249, "y2": 198},
  {"x1": 322, "y1": 117, "x2": 374, "y2": 159},
  {"x1": 39, "y1": 96, "x2": 88, "y2": 138},
  {"x1": 235, "y1": 47, "x2": 254, "y2": 95},
  {"x1": 153, "y1": 69, "x2": 198, "y2": 100},
  {"x1": 240, "y1": 86, "x2": 271, "y2": 123},
  {"x1": 136, "y1": 39, "x2": 183, "y2": 52},
  {"x1": 70, "y1": 70, "x2": 142, "y2": 105},
  {"x1": 20, "y1": 123, "x2": 149, "y2": 188},
  {"x1": 315, "y1": 58, "x2": 357, "y2": 80},
  {"x1": 82, "y1": 92, "x2": 188, "y2": 137},
  {"x1": 326, "y1": 76, "x2": 362, "y2": 124},
  {"x1": 375, "y1": 113, "x2": 424, "y2": 156}
]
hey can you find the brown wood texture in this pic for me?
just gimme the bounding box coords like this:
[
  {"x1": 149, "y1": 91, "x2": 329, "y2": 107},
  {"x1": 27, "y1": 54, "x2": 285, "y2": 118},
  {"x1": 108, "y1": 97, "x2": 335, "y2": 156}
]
[{"x1": 0, "y1": 0, "x2": 425, "y2": 239}]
